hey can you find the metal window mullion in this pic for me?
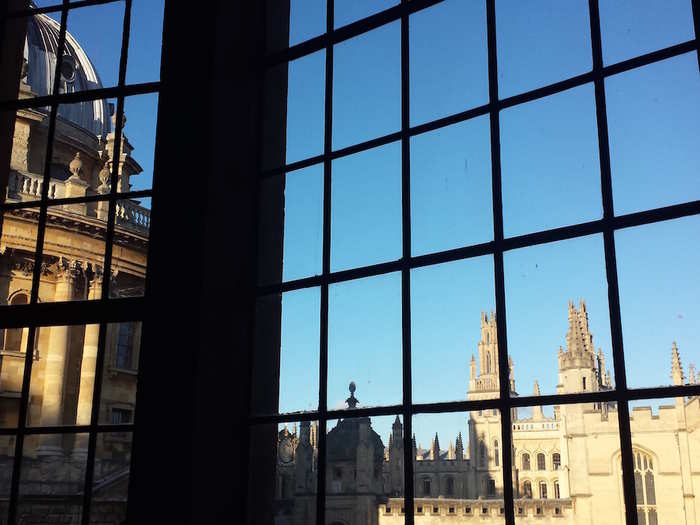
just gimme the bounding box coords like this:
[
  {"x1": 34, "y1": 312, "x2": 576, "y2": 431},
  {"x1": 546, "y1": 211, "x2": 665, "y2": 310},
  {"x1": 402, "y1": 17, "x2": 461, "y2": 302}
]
[
  {"x1": 2, "y1": 188, "x2": 153, "y2": 211},
  {"x1": 692, "y1": 0, "x2": 700, "y2": 70},
  {"x1": 485, "y1": 0, "x2": 515, "y2": 523},
  {"x1": 6, "y1": 3, "x2": 69, "y2": 521},
  {"x1": 7, "y1": 0, "x2": 122, "y2": 20},
  {"x1": 81, "y1": 1, "x2": 132, "y2": 522},
  {"x1": 399, "y1": 3, "x2": 415, "y2": 523},
  {"x1": 587, "y1": 1, "x2": 638, "y2": 524}
]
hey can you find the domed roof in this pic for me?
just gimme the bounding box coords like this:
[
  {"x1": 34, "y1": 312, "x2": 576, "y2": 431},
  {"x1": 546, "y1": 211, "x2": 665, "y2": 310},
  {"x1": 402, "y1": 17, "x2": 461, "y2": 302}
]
[{"x1": 23, "y1": 11, "x2": 111, "y2": 137}]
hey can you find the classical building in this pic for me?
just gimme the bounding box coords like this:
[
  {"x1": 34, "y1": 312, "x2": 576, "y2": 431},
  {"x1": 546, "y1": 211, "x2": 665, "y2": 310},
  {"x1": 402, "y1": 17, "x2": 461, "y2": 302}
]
[
  {"x1": 0, "y1": 11, "x2": 148, "y2": 524},
  {"x1": 275, "y1": 302, "x2": 699, "y2": 525}
]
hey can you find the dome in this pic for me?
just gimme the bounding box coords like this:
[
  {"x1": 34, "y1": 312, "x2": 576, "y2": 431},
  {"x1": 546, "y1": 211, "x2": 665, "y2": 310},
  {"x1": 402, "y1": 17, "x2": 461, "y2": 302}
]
[{"x1": 23, "y1": 11, "x2": 111, "y2": 137}]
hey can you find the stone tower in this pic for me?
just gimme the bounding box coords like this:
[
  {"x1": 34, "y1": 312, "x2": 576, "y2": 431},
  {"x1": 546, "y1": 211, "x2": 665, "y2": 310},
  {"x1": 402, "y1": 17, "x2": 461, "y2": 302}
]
[
  {"x1": 468, "y1": 311, "x2": 516, "y2": 401},
  {"x1": 387, "y1": 415, "x2": 404, "y2": 496}
]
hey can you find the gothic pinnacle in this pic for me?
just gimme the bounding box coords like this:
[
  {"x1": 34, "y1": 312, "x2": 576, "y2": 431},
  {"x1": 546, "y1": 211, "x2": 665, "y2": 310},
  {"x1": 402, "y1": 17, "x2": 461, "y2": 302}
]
[{"x1": 671, "y1": 342, "x2": 685, "y2": 386}]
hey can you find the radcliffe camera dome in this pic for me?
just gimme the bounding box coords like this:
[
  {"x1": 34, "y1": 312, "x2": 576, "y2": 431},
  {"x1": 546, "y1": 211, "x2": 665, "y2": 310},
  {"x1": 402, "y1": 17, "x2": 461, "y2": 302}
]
[{"x1": 23, "y1": 10, "x2": 111, "y2": 137}]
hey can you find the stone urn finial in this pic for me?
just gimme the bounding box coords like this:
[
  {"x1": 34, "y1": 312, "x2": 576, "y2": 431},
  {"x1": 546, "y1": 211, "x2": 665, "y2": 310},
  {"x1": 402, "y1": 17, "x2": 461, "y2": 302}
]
[
  {"x1": 346, "y1": 381, "x2": 359, "y2": 409},
  {"x1": 111, "y1": 110, "x2": 127, "y2": 131},
  {"x1": 98, "y1": 160, "x2": 111, "y2": 194},
  {"x1": 69, "y1": 152, "x2": 83, "y2": 178}
]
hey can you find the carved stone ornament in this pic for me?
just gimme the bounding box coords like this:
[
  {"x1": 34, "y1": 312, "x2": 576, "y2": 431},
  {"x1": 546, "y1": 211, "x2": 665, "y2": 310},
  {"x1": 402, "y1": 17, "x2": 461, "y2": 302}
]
[{"x1": 68, "y1": 152, "x2": 83, "y2": 178}]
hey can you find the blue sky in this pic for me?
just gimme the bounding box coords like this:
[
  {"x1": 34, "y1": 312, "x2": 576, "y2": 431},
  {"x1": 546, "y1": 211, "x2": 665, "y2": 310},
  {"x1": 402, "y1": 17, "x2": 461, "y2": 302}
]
[
  {"x1": 64, "y1": 1, "x2": 698, "y2": 447},
  {"x1": 274, "y1": 0, "x2": 699, "y2": 446},
  {"x1": 42, "y1": 0, "x2": 163, "y2": 202}
]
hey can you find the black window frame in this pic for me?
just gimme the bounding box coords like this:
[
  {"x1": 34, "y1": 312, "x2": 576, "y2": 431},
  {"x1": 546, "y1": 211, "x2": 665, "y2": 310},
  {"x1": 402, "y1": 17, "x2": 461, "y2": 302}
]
[{"x1": 248, "y1": 2, "x2": 700, "y2": 525}]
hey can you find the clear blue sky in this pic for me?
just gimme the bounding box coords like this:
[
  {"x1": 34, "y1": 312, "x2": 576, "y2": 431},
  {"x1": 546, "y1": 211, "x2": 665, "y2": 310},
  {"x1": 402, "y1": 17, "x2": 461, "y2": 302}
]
[
  {"x1": 276, "y1": 0, "x2": 699, "y2": 447},
  {"x1": 42, "y1": 0, "x2": 164, "y2": 204},
  {"x1": 68, "y1": 1, "x2": 698, "y2": 448}
]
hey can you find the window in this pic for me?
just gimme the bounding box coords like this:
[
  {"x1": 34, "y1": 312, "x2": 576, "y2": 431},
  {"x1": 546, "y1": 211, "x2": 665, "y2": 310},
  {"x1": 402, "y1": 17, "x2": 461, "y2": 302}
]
[
  {"x1": 553, "y1": 452, "x2": 561, "y2": 470},
  {"x1": 539, "y1": 482, "x2": 548, "y2": 499},
  {"x1": 633, "y1": 450, "x2": 658, "y2": 525},
  {"x1": 448, "y1": 506, "x2": 455, "y2": 514},
  {"x1": 110, "y1": 407, "x2": 133, "y2": 425},
  {"x1": 488, "y1": 479, "x2": 496, "y2": 496},
  {"x1": 432, "y1": 506, "x2": 438, "y2": 514},
  {"x1": 116, "y1": 322, "x2": 134, "y2": 369},
  {"x1": 523, "y1": 481, "x2": 533, "y2": 499},
  {"x1": 554, "y1": 480, "x2": 560, "y2": 499},
  {"x1": 248, "y1": 2, "x2": 700, "y2": 525},
  {"x1": 423, "y1": 478, "x2": 431, "y2": 496},
  {"x1": 446, "y1": 476, "x2": 454, "y2": 496}
]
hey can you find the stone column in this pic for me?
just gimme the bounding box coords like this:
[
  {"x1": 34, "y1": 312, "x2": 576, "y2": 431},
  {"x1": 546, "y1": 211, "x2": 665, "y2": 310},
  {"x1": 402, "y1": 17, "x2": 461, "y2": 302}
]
[
  {"x1": 73, "y1": 269, "x2": 103, "y2": 457},
  {"x1": 37, "y1": 259, "x2": 79, "y2": 455}
]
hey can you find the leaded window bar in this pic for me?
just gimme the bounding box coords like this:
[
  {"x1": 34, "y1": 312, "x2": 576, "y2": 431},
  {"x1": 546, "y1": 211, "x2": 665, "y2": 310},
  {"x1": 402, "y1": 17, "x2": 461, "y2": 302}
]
[
  {"x1": 0, "y1": 0, "x2": 161, "y2": 523},
  {"x1": 249, "y1": 2, "x2": 700, "y2": 525}
]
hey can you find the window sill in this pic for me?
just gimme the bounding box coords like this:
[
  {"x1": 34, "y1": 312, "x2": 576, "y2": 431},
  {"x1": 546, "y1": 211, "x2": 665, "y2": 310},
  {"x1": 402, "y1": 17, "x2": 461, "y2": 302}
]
[{"x1": 107, "y1": 366, "x2": 138, "y2": 378}]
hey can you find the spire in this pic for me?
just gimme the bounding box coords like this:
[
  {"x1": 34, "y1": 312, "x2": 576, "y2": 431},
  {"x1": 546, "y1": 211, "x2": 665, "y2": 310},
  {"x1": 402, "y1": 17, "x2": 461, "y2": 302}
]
[
  {"x1": 671, "y1": 342, "x2": 685, "y2": 386},
  {"x1": 566, "y1": 300, "x2": 595, "y2": 356},
  {"x1": 455, "y1": 432, "x2": 464, "y2": 461},
  {"x1": 430, "y1": 433, "x2": 440, "y2": 460},
  {"x1": 448, "y1": 441, "x2": 455, "y2": 460},
  {"x1": 532, "y1": 381, "x2": 544, "y2": 420},
  {"x1": 689, "y1": 363, "x2": 696, "y2": 385},
  {"x1": 412, "y1": 434, "x2": 417, "y2": 459}
]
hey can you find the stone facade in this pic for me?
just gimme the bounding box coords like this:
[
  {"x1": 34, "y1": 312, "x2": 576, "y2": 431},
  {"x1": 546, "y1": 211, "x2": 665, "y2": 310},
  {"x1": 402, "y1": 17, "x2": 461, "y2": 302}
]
[{"x1": 275, "y1": 303, "x2": 699, "y2": 525}]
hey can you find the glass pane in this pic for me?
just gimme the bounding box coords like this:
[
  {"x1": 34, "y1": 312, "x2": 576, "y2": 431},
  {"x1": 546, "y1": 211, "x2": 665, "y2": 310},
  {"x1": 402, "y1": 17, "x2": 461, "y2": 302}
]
[
  {"x1": 99, "y1": 322, "x2": 141, "y2": 425},
  {"x1": 125, "y1": 0, "x2": 165, "y2": 84},
  {"x1": 599, "y1": 0, "x2": 695, "y2": 65},
  {"x1": 501, "y1": 84, "x2": 602, "y2": 237},
  {"x1": 65, "y1": 2, "x2": 125, "y2": 92},
  {"x1": 513, "y1": 402, "x2": 621, "y2": 522},
  {"x1": 286, "y1": 50, "x2": 326, "y2": 166},
  {"x1": 334, "y1": 0, "x2": 399, "y2": 29},
  {"x1": 328, "y1": 273, "x2": 401, "y2": 409},
  {"x1": 606, "y1": 53, "x2": 700, "y2": 215},
  {"x1": 412, "y1": 256, "x2": 496, "y2": 404},
  {"x1": 27, "y1": 324, "x2": 99, "y2": 429},
  {"x1": 4, "y1": 105, "x2": 49, "y2": 204},
  {"x1": 327, "y1": 414, "x2": 405, "y2": 523},
  {"x1": 0, "y1": 15, "x2": 33, "y2": 101},
  {"x1": 252, "y1": 289, "x2": 320, "y2": 415},
  {"x1": 331, "y1": 141, "x2": 401, "y2": 272},
  {"x1": 616, "y1": 216, "x2": 700, "y2": 388},
  {"x1": 0, "y1": 435, "x2": 13, "y2": 523},
  {"x1": 121, "y1": 92, "x2": 159, "y2": 193},
  {"x1": 289, "y1": 0, "x2": 326, "y2": 47},
  {"x1": 110, "y1": 198, "x2": 150, "y2": 299},
  {"x1": 504, "y1": 235, "x2": 614, "y2": 396},
  {"x1": 410, "y1": 116, "x2": 492, "y2": 256},
  {"x1": 89, "y1": 432, "x2": 132, "y2": 523},
  {"x1": 18, "y1": 432, "x2": 88, "y2": 522},
  {"x1": 629, "y1": 398, "x2": 697, "y2": 523},
  {"x1": 1, "y1": 209, "x2": 39, "y2": 302},
  {"x1": 332, "y1": 21, "x2": 400, "y2": 150},
  {"x1": 409, "y1": 0, "x2": 488, "y2": 126},
  {"x1": 248, "y1": 420, "x2": 319, "y2": 524},
  {"x1": 414, "y1": 410, "x2": 504, "y2": 521},
  {"x1": 496, "y1": 0, "x2": 592, "y2": 98},
  {"x1": 0, "y1": 324, "x2": 29, "y2": 428}
]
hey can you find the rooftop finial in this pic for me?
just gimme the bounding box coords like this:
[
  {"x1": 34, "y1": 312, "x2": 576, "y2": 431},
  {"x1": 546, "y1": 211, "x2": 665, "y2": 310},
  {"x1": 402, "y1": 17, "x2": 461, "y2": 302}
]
[
  {"x1": 346, "y1": 381, "x2": 359, "y2": 409},
  {"x1": 671, "y1": 342, "x2": 684, "y2": 386}
]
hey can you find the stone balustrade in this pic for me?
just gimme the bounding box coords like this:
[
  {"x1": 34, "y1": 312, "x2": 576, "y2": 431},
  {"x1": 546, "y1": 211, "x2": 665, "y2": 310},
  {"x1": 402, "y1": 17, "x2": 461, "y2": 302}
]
[{"x1": 115, "y1": 200, "x2": 151, "y2": 233}]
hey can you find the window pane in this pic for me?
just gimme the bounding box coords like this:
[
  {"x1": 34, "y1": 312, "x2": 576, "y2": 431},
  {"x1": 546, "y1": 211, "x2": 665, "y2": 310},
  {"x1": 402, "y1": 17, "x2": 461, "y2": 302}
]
[
  {"x1": 606, "y1": 53, "x2": 700, "y2": 215},
  {"x1": 504, "y1": 235, "x2": 613, "y2": 396},
  {"x1": 331, "y1": 142, "x2": 401, "y2": 272},
  {"x1": 0, "y1": 324, "x2": 28, "y2": 428},
  {"x1": 26, "y1": 323, "x2": 98, "y2": 429},
  {"x1": 513, "y1": 402, "x2": 621, "y2": 522},
  {"x1": 252, "y1": 289, "x2": 320, "y2": 415},
  {"x1": 616, "y1": 216, "x2": 700, "y2": 388},
  {"x1": 125, "y1": 0, "x2": 164, "y2": 84},
  {"x1": 333, "y1": 21, "x2": 400, "y2": 150},
  {"x1": 496, "y1": 0, "x2": 592, "y2": 98},
  {"x1": 88, "y1": 432, "x2": 133, "y2": 524},
  {"x1": 18, "y1": 432, "x2": 88, "y2": 521},
  {"x1": 599, "y1": 0, "x2": 695, "y2": 65},
  {"x1": 1, "y1": 208, "x2": 39, "y2": 301},
  {"x1": 409, "y1": 0, "x2": 488, "y2": 126},
  {"x1": 0, "y1": 16, "x2": 34, "y2": 101},
  {"x1": 110, "y1": 198, "x2": 150, "y2": 299},
  {"x1": 286, "y1": 50, "x2": 326, "y2": 166},
  {"x1": 501, "y1": 84, "x2": 602, "y2": 237},
  {"x1": 334, "y1": 0, "x2": 399, "y2": 29},
  {"x1": 410, "y1": 116, "x2": 492, "y2": 256},
  {"x1": 289, "y1": 0, "x2": 326, "y2": 47},
  {"x1": 0, "y1": 436, "x2": 12, "y2": 523},
  {"x1": 327, "y1": 414, "x2": 405, "y2": 522},
  {"x1": 121, "y1": 92, "x2": 159, "y2": 193},
  {"x1": 4, "y1": 104, "x2": 49, "y2": 204},
  {"x1": 411, "y1": 256, "x2": 496, "y2": 404},
  {"x1": 99, "y1": 322, "x2": 141, "y2": 425},
  {"x1": 414, "y1": 410, "x2": 504, "y2": 520},
  {"x1": 248, "y1": 420, "x2": 319, "y2": 524},
  {"x1": 328, "y1": 273, "x2": 401, "y2": 409}
]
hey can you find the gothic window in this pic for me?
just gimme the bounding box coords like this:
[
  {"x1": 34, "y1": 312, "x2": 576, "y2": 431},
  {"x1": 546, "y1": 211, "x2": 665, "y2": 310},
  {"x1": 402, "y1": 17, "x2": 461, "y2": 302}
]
[
  {"x1": 539, "y1": 482, "x2": 548, "y2": 499},
  {"x1": 486, "y1": 351, "x2": 492, "y2": 373},
  {"x1": 488, "y1": 479, "x2": 496, "y2": 496},
  {"x1": 554, "y1": 480, "x2": 560, "y2": 499},
  {"x1": 446, "y1": 477, "x2": 454, "y2": 496},
  {"x1": 480, "y1": 442, "x2": 487, "y2": 466},
  {"x1": 522, "y1": 453, "x2": 531, "y2": 471},
  {"x1": 423, "y1": 478, "x2": 431, "y2": 496},
  {"x1": 494, "y1": 439, "x2": 500, "y2": 467},
  {"x1": 116, "y1": 323, "x2": 134, "y2": 369},
  {"x1": 633, "y1": 450, "x2": 658, "y2": 525},
  {"x1": 582, "y1": 377, "x2": 587, "y2": 390},
  {"x1": 523, "y1": 481, "x2": 533, "y2": 499},
  {"x1": 553, "y1": 452, "x2": 561, "y2": 470},
  {"x1": 537, "y1": 453, "x2": 546, "y2": 470}
]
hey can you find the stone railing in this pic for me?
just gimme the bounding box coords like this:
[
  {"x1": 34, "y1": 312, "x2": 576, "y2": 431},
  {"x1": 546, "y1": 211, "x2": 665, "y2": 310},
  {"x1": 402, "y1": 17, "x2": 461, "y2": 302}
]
[
  {"x1": 6, "y1": 170, "x2": 64, "y2": 200},
  {"x1": 115, "y1": 200, "x2": 151, "y2": 233}
]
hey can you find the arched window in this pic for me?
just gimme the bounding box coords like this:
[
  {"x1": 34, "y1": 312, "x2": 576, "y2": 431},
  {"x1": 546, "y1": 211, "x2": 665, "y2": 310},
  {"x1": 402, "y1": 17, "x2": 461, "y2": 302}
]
[
  {"x1": 537, "y1": 453, "x2": 546, "y2": 470},
  {"x1": 2, "y1": 293, "x2": 28, "y2": 352},
  {"x1": 554, "y1": 480, "x2": 560, "y2": 499},
  {"x1": 479, "y1": 442, "x2": 487, "y2": 466},
  {"x1": 522, "y1": 480, "x2": 532, "y2": 498},
  {"x1": 552, "y1": 452, "x2": 561, "y2": 470},
  {"x1": 539, "y1": 481, "x2": 548, "y2": 499},
  {"x1": 116, "y1": 323, "x2": 134, "y2": 369},
  {"x1": 486, "y1": 351, "x2": 491, "y2": 373},
  {"x1": 494, "y1": 439, "x2": 500, "y2": 467},
  {"x1": 633, "y1": 450, "x2": 657, "y2": 525},
  {"x1": 422, "y1": 477, "x2": 431, "y2": 496},
  {"x1": 446, "y1": 476, "x2": 454, "y2": 496},
  {"x1": 522, "y1": 453, "x2": 531, "y2": 471}
]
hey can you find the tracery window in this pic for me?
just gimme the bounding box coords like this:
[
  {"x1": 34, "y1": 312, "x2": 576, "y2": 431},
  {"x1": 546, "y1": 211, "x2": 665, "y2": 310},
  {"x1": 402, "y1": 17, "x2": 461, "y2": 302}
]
[
  {"x1": 633, "y1": 450, "x2": 658, "y2": 525},
  {"x1": 537, "y1": 453, "x2": 546, "y2": 470}
]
